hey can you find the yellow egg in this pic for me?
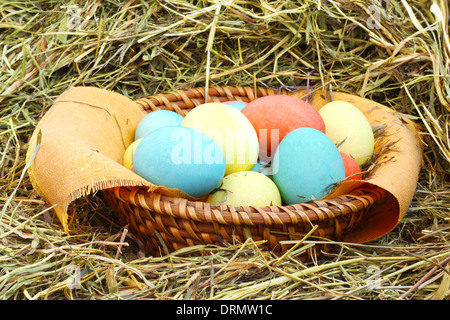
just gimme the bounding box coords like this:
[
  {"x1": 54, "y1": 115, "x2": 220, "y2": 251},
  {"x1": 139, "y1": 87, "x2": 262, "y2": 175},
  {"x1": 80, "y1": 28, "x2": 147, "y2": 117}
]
[
  {"x1": 207, "y1": 171, "x2": 282, "y2": 207},
  {"x1": 181, "y1": 103, "x2": 259, "y2": 175},
  {"x1": 319, "y1": 101, "x2": 374, "y2": 166},
  {"x1": 123, "y1": 138, "x2": 143, "y2": 169}
]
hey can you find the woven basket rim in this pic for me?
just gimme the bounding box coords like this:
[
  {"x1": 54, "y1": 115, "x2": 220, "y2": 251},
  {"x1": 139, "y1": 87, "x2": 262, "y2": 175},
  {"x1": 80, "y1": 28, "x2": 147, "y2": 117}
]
[{"x1": 109, "y1": 184, "x2": 388, "y2": 226}]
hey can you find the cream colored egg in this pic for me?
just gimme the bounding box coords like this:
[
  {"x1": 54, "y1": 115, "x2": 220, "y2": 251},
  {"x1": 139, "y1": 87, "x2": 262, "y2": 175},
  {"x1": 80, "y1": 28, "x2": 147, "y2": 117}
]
[
  {"x1": 207, "y1": 171, "x2": 282, "y2": 207},
  {"x1": 319, "y1": 101, "x2": 374, "y2": 166},
  {"x1": 181, "y1": 103, "x2": 259, "y2": 175},
  {"x1": 123, "y1": 138, "x2": 143, "y2": 169}
]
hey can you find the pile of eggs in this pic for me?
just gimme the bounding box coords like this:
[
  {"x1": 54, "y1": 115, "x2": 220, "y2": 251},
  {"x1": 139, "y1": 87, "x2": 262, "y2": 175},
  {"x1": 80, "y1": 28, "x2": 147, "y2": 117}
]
[{"x1": 123, "y1": 95, "x2": 374, "y2": 207}]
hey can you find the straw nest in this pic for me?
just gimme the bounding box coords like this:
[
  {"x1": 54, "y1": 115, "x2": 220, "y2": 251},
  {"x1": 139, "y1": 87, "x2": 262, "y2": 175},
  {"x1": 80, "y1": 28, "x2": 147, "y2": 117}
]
[{"x1": 1, "y1": 0, "x2": 449, "y2": 300}]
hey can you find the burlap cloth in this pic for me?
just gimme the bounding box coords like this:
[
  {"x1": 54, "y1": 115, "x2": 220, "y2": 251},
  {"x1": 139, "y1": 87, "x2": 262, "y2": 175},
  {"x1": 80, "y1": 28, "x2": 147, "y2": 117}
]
[{"x1": 26, "y1": 86, "x2": 422, "y2": 244}]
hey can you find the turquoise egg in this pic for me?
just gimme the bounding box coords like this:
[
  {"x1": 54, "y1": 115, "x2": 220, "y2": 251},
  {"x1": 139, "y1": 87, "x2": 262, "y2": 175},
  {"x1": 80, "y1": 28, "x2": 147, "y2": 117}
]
[
  {"x1": 272, "y1": 128, "x2": 345, "y2": 204},
  {"x1": 135, "y1": 110, "x2": 184, "y2": 140},
  {"x1": 251, "y1": 160, "x2": 273, "y2": 179},
  {"x1": 133, "y1": 126, "x2": 226, "y2": 198},
  {"x1": 223, "y1": 101, "x2": 247, "y2": 112}
]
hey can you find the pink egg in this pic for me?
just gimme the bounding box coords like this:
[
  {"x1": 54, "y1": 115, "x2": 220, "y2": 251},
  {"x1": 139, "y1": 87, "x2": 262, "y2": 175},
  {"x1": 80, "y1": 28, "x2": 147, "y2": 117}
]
[
  {"x1": 340, "y1": 152, "x2": 362, "y2": 180},
  {"x1": 241, "y1": 95, "x2": 325, "y2": 158}
]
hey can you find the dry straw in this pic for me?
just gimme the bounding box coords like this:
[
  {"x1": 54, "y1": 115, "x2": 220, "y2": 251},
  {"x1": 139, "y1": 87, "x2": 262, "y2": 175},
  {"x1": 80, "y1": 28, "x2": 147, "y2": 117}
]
[{"x1": 0, "y1": 0, "x2": 449, "y2": 300}]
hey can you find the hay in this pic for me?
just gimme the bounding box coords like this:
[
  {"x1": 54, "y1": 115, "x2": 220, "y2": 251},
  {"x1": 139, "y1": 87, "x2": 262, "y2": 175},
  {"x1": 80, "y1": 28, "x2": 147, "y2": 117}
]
[{"x1": 0, "y1": 0, "x2": 449, "y2": 300}]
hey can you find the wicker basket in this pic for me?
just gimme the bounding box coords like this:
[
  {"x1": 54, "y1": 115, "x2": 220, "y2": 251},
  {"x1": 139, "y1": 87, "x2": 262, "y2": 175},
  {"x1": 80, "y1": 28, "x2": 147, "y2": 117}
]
[{"x1": 103, "y1": 86, "x2": 391, "y2": 259}]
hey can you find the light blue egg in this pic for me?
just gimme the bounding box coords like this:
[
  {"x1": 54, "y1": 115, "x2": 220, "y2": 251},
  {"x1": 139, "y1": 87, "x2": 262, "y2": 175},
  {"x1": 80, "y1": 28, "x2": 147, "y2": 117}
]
[
  {"x1": 133, "y1": 126, "x2": 226, "y2": 198},
  {"x1": 272, "y1": 128, "x2": 345, "y2": 205},
  {"x1": 251, "y1": 160, "x2": 273, "y2": 179},
  {"x1": 135, "y1": 110, "x2": 184, "y2": 140},
  {"x1": 223, "y1": 101, "x2": 247, "y2": 112}
]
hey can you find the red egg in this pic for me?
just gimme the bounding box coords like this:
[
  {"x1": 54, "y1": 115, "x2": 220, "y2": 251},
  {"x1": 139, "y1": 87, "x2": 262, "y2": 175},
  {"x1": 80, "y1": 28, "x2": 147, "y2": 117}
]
[
  {"x1": 241, "y1": 95, "x2": 325, "y2": 158},
  {"x1": 340, "y1": 152, "x2": 362, "y2": 180}
]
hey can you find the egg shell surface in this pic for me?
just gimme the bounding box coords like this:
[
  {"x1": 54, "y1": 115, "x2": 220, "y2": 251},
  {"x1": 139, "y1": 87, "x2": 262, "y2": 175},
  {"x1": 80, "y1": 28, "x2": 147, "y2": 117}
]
[
  {"x1": 181, "y1": 103, "x2": 259, "y2": 176},
  {"x1": 133, "y1": 126, "x2": 226, "y2": 198},
  {"x1": 123, "y1": 138, "x2": 143, "y2": 169},
  {"x1": 135, "y1": 110, "x2": 184, "y2": 140},
  {"x1": 340, "y1": 152, "x2": 362, "y2": 180},
  {"x1": 272, "y1": 127, "x2": 345, "y2": 205},
  {"x1": 241, "y1": 95, "x2": 326, "y2": 159},
  {"x1": 251, "y1": 159, "x2": 273, "y2": 178},
  {"x1": 319, "y1": 101, "x2": 374, "y2": 166},
  {"x1": 222, "y1": 101, "x2": 247, "y2": 111},
  {"x1": 207, "y1": 171, "x2": 281, "y2": 207}
]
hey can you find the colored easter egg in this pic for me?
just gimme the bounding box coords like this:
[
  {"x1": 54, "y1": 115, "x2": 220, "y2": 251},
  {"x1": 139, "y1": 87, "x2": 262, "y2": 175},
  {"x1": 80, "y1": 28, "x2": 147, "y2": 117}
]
[
  {"x1": 251, "y1": 159, "x2": 273, "y2": 178},
  {"x1": 133, "y1": 126, "x2": 226, "y2": 198},
  {"x1": 207, "y1": 171, "x2": 281, "y2": 207},
  {"x1": 222, "y1": 101, "x2": 247, "y2": 111},
  {"x1": 340, "y1": 152, "x2": 363, "y2": 180},
  {"x1": 135, "y1": 110, "x2": 184, "y2": 140},
  {"x1": 319, "y1": 101, "x2": 374, "y2": 166},
  {"x1": 181, "y1": 103, "x2": 259, "y2": 176},
  {"x1": 272, "y1": 128, "x2": 345, "y2": 204},
  {"x1": 123, "y1": 138, "x2": 143, "y2": 169},
  {"x1": 241, "y1": 95, "x2": 325, "y2": 159}
]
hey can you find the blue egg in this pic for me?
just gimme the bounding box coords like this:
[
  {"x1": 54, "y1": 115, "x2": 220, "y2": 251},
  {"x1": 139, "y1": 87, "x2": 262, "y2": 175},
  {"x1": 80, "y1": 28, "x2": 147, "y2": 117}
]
[
  {"x1": 223, "y1": 101, "x2": 247, "y2": 112},
  {"x1": 251, "y1": 160, "x2": 273, "y2": 179},
  {"x1": 272, "y1": 128, "x2": 345, "y2": 204},
  {"x1": 135, "y1": 110, "x2": 184, "y2": 140},
  {"x1": 133, "y1": 126, "x2": 226, "y2": 198}
]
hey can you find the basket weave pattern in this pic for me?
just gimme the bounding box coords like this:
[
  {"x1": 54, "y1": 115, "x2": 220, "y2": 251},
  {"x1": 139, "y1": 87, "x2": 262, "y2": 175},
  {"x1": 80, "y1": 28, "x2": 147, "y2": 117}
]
[{"x1": 103, "y1": 86, "x2": 390, "y2": 258}]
